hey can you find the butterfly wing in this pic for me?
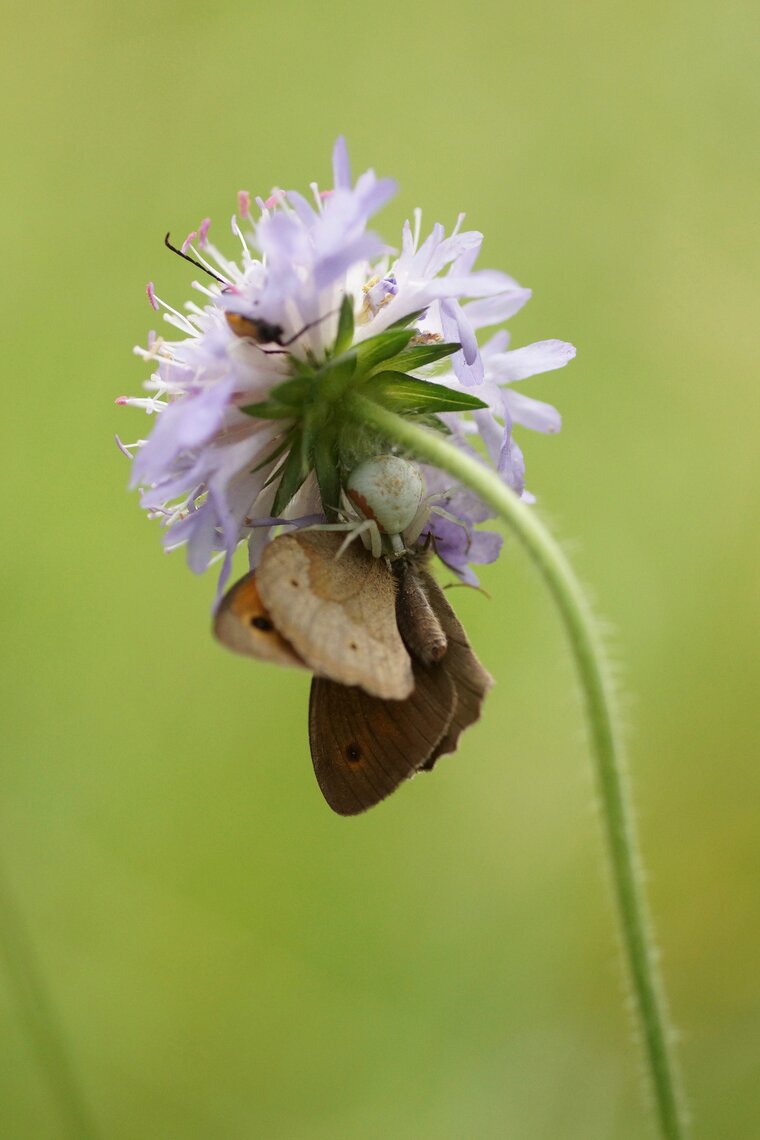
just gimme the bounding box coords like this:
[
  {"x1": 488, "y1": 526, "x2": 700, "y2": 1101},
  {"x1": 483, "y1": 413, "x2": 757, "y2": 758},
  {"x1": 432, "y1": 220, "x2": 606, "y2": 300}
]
[
  {"x1": 215, "y1": 538, "x2": 491, "y2": 815},
  {"x1": 309, "y1": 661, "x2": 456, "y2": 815},
  {"x1": 257, "y1": 531, "x2": 413, "y2": 700},
  {"x1": 418, "y1": 571, "x2": 494, "y2": 768},
  {"x1": 213, "y1": 572, "x2": 306, "y2": 669}
]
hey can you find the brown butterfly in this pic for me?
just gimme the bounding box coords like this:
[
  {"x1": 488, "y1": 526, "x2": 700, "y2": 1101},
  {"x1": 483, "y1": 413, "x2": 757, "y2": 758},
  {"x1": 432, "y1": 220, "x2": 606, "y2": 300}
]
[{"x1": 214, "y1": 530, "x2": 492, "y2": 815}]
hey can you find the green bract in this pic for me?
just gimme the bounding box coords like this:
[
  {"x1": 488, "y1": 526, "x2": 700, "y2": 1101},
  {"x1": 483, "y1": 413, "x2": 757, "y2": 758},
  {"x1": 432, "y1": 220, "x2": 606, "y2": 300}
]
[{"x1": 240, "y1": 297, "x2": 488, "y2": 518}]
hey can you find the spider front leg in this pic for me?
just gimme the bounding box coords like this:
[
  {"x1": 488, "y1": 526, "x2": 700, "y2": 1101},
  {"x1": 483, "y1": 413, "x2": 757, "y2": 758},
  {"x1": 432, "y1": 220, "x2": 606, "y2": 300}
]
[
  {"x1": 403, "y1": 499, "x2": 433, "y2": 547},
  {"x1": 299, "y1": 517, "x2": 383, "y2": 559},
  {"x1": 430, "y1": 503, "x2": 473, "y2": 554},
  {"x1": 404, "y1": 497, "x2": 473, "y2": 554},
  {"x1": 335, "y1": 517, "x2": 383, "y2": 559}
]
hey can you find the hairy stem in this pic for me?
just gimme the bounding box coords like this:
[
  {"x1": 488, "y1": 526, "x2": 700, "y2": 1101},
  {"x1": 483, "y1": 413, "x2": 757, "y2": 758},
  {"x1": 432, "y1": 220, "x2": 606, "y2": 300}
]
[
  {"x1": 0, "y1": 863, "x2": 96, "y2": 1138},
  {"x1": 353, "y1": 396, "x2": 689, "y2": 1139}
]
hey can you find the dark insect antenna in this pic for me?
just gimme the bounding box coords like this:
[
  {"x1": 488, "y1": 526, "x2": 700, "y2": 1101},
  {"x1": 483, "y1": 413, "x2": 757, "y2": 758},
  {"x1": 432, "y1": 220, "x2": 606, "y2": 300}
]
[
  {"x1": 164, "y1": 232, "x2": 226, "y2": 285},
  {"x1": 164, "y1": 231, "x2": 341, "y2": 354}
]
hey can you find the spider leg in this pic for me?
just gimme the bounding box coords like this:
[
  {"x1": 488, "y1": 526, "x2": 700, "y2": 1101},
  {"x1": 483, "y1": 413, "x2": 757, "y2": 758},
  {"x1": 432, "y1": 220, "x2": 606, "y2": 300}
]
[
  {"x1": 403, "y1": 489, "x2": 462, "y2": 547},
  {"x1": 429, "y1": 505, "x2": 473, "y2": 553},
  {"x1": 298, "y1": 521, "x2": 354, "y2": 535},
  {"x1": 292, "y1": 518, "x2": 379, "y2": 558},
  {"x1": 369, "y1": 521, "x2": 383, "y2": 559},
  {"x1": 336, "y1": 518, "x2": 380, "y2": 559},
  {"x1": 403, "y1": 501, "x2": 432, "y2": 546}
]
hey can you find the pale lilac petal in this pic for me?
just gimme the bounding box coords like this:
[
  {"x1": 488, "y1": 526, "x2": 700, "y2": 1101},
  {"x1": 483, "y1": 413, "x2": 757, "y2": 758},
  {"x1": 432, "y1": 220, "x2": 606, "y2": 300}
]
[
  {"x1": 256, "y1": 211, "x2": 311, "y2": 264},
  {"x1": 468, "y1": 529, "x2": 503, "y2": 564},
  {"x1": 455, "y1": 301, "x2": 479, "y2": 364},
  {"x1": 499, "y1": 436, "x2": 525, "y2": 494},
  {"x1": 131, "y1": 377, "x2": 236, "y2": 487},
  {"x1": 285, "y1": 189, "x2": 318, "y2": 227},
  {"x1": 142, "y1": 464, "x2": 205, "y2": 508},
  {"x1": 464, "y1": 291, "x2": 527, "y2": 328},
  {"x1": 489, "y1": 339, "x2": 576, "y2": 382},
  {"x1": 481, "y1": 329, "x2": 510, "y2": 354},
  {"x1": 505, "y1": 389, "x2": 562, "y2": 433},
  {"x1": 314, "y1": 234, "x2": 386, "y2": 290},
  {"x1": 332, "y1": 136, "x2": 351, "y2": 189},
  {"x1": 353, "y1": 174, "x2": 397, "y2": 217},
  {"x1": 114, "y1": 434, "x2": 134, "y2": 459},
  {"x1": 401, "y1": 219, "x2": 415, "y2": 258},
  {"x1": 186, "y1": 507, "x2": 218, "y2": 573},
  {"x1": 449, "y1": 242, "x2": 481, "y2": 277},
  {"x1": 246, "y1": 480, "x2": 279, "y2": 570},
  {"x1": 440, "y1": 299, "x2": 484, "y2": 386},
  {"x1": 426, "y1": 230, "x2": 482, "y2": 277},
  {"x1": 473, "y1": 407, "x2": 510, "y2": 469},
  {"x1": 424, "y1": 278, "x2": 531, "y2": 306},
  {"x1": 124, "y1": 140, "x2": 568, "y2": 594},
  {"x1": 424, "y1": 513, "x2": 503, "y2": 585}
]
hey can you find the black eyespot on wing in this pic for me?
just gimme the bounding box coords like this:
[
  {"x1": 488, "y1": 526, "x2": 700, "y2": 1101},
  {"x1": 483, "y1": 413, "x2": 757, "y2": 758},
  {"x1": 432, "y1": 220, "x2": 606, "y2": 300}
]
[
  {"x1": 251, "y1": 615, "x2": 273, "y2": 631},
  {"x1": 308, "y1": 662, "x2": 455, "y2": 815}
]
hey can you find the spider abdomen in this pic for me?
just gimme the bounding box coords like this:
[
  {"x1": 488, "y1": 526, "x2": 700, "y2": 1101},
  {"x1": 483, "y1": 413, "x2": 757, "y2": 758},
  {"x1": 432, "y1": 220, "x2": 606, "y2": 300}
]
[{"x1": 346, "y1": 455, "x2": 424, "y2": 536}]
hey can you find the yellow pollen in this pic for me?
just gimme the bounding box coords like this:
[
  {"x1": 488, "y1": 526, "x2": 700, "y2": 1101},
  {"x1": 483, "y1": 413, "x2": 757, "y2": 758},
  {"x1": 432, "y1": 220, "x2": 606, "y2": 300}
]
[{"x1": 358, "y1": 275, "x2": 395, "y2": 325}]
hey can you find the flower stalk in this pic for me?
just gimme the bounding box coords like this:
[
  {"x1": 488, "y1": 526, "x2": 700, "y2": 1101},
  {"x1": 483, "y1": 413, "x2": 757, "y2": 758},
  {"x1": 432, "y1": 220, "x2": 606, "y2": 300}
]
[
  {"x1": 0, "y1": 864, "x2": 95, "y2": 1138},
  {"x1": 352, "y1": 395, "x2": 689, "y2": 1140}
]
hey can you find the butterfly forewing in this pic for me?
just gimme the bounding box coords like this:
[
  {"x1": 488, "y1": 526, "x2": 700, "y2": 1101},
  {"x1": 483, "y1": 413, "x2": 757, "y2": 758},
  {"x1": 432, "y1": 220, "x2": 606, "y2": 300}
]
[
  {"x1": 257, "y1": 531, "x2": 413, "y2": 700},
  {"x1": 214, "y1": 572, "x2": 306, "y2": 668},
  {"x1": 309, "y1": 661, "x2": 456, "y2": 815}
]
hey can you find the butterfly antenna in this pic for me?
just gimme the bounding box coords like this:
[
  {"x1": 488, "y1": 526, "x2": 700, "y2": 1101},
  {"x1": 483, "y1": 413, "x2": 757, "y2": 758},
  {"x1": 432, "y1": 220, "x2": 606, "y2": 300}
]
[{"x1": 164, "y1": 232, "x2": 226, "y2": 285}]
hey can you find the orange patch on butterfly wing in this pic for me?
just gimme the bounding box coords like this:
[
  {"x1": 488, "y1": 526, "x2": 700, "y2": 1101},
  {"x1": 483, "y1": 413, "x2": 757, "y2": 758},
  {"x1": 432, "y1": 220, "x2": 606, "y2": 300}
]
[{"x1": 214, "y1": 572, "x2": 306, "y2": 669}]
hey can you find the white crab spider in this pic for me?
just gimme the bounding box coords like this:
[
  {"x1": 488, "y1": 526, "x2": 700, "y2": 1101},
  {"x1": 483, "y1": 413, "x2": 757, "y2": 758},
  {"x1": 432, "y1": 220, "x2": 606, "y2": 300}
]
[{"x1": 312, "y1": 454, "x2": 469, "y2": 561}]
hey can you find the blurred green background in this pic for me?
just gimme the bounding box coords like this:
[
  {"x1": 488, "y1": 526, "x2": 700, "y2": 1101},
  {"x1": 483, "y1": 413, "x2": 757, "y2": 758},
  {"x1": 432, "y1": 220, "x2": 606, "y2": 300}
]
[{"x1": 2, "y1": 0, "x2": 758, "y2": 1136}]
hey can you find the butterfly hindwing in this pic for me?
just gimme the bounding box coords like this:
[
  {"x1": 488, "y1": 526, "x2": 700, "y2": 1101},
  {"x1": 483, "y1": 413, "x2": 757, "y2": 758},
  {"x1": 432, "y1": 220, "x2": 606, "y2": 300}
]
[
  {"x1": 309, "y1": 660, "x2": 456, "y2": 815},
  {"x1": 418, "y1": 570, "x2": 494, "y2": 768}
]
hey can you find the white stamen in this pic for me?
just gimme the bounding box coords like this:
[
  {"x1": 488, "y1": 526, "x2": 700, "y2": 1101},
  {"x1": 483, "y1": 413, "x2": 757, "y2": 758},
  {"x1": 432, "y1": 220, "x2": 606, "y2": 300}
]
[
  {"x1": 163, "y1": 311, "x2": 200, "y2": 336},
  {"x1": 309, "y1": 182, "x2": 324, "y2": 212},
  {"x1": 115, "y1": 395, "x2": 166, "y2": 413},
  {"x1": 191, "y1": 281, "x2": 223, "y2": 299},
  {"x1": 184, "y1": 241, "x2": 233, "y2": 284},
  {"x1": 412, "y1": 207, "x2": 422, "y2": 251},
  {"x1": 230, "y1": 214, "x2": 253, "y2": 262}
]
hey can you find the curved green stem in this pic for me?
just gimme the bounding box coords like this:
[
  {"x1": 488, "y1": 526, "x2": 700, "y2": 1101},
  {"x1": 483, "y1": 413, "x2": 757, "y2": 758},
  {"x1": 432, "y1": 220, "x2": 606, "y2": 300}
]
[
  {"x1": 0, "y1": 862, "x2": 96, "y2": 1138},
  {"x1": 353, "y1": 396, "x2": 689, "y2": 1140}
]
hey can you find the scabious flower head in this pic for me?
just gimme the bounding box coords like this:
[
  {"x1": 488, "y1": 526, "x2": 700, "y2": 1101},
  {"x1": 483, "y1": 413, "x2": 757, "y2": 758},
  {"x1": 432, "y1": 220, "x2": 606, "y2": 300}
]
[{"x1": 118, "y1": 139, "x2": 574, "y2": 597}]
